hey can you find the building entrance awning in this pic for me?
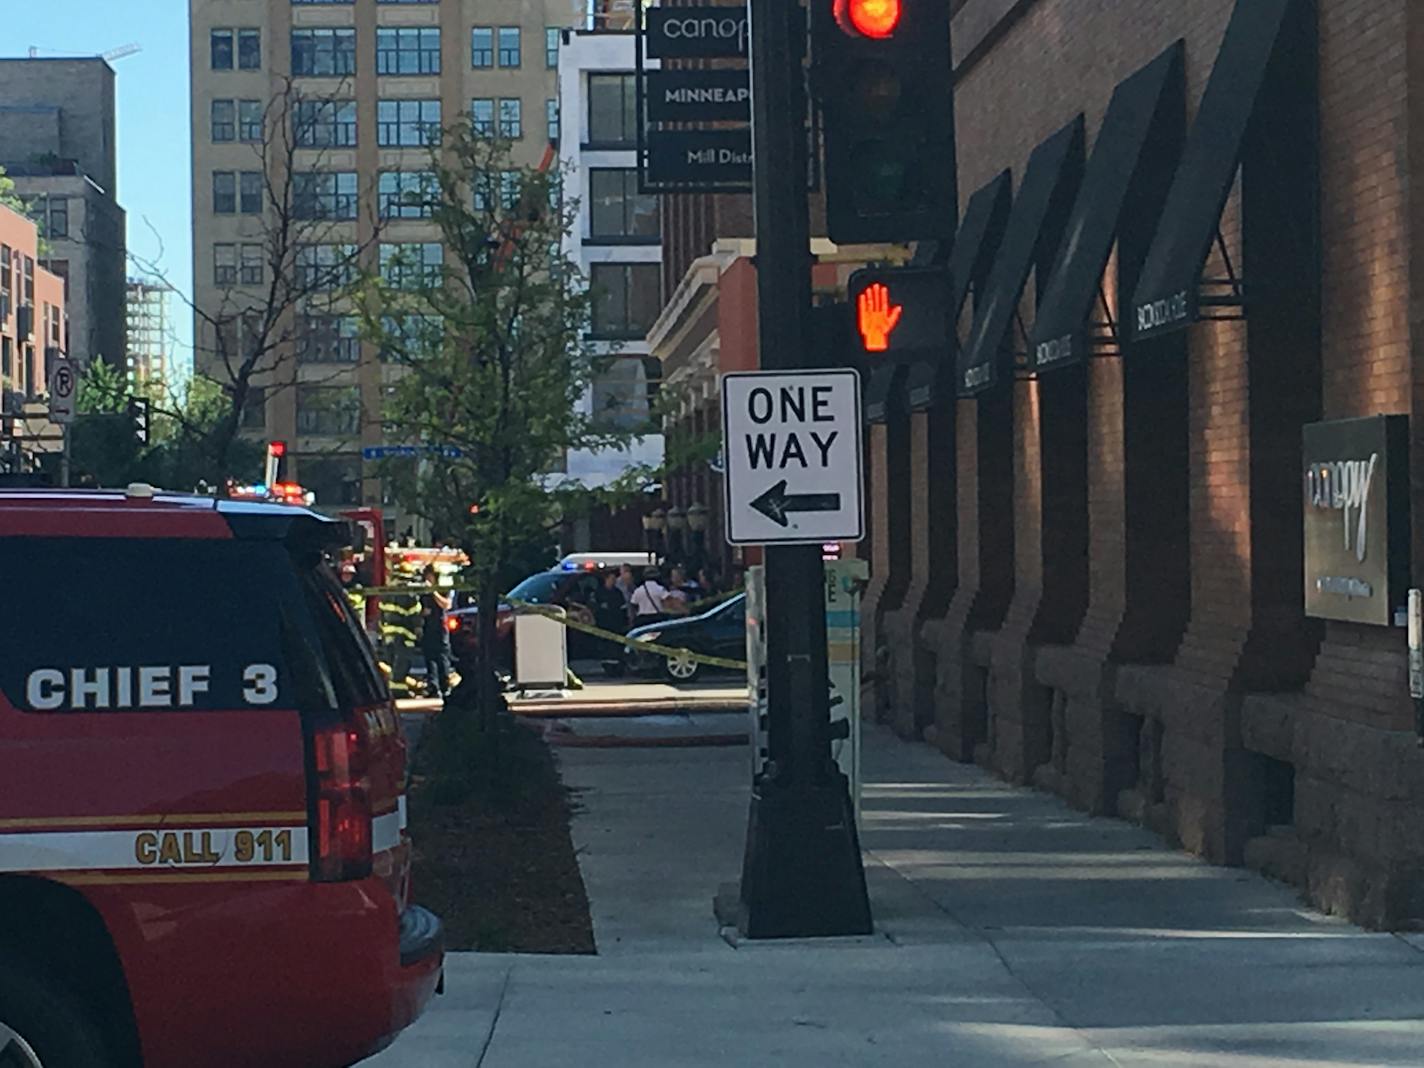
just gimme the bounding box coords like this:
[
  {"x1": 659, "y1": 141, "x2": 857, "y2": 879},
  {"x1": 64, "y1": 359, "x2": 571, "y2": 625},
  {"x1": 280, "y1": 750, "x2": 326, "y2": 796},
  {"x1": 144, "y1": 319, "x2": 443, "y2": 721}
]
[
  {"x1": 1028, "y1": 43, "x2": 1185, "y2": 372},
  {"x1": 958, "y1": 117, "x2": 1084, "y2": 397},
  {"x1": 906, "y1": 170, "x2": 1012, "y2": 410},
  {"x1": 1129, "y1": 0, "x2": 1304, "y2": 341}
]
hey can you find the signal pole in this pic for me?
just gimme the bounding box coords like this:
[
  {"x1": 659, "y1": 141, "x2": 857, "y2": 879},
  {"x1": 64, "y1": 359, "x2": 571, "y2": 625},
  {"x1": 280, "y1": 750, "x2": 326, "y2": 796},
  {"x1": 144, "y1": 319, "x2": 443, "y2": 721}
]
[{"x1": 736, "y1": 0, "x2": 872, "y2": 939}]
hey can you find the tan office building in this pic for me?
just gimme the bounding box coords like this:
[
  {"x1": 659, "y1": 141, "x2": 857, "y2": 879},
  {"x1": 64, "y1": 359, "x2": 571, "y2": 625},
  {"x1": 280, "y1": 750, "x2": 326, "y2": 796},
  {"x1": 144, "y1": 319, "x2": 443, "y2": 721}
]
[{"x1": 188, "y1": 0, "x2": 584, "y2": 510}]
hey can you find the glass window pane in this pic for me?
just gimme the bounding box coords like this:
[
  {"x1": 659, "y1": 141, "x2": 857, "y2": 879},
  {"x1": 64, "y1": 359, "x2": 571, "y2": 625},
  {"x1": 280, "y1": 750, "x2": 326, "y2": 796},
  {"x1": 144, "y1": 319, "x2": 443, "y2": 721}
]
[
  {"x1": 498, "y1": 27, "x2": 520, "y2": 67},
  {"x1": 211, "y1": 30, "x2": 233, "y2": 70},
  {"x1": 211, "y1": 99, "x2": 235, "y2": 141}
]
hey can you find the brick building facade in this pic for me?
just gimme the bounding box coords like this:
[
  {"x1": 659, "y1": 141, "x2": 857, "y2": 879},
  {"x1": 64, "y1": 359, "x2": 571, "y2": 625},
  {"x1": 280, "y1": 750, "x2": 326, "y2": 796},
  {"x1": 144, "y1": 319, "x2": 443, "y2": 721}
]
[{"x1": 859, "y1": 0, "x2": 1424, "y2": 927}]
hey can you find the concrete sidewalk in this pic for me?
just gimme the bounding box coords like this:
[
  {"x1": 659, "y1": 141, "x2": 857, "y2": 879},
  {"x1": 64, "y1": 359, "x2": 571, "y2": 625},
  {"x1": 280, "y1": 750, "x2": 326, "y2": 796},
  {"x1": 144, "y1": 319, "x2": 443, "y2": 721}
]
[{"x1": 372, "y1": 726, "x2": 1424, "y2": 1067}]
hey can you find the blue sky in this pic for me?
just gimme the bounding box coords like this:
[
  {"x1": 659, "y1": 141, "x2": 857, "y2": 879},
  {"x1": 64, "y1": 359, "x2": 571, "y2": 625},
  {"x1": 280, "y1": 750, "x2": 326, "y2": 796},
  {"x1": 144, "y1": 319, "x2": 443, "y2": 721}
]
[{"x1": 3, "y1": 0, "x2": 193, "y2": 372}]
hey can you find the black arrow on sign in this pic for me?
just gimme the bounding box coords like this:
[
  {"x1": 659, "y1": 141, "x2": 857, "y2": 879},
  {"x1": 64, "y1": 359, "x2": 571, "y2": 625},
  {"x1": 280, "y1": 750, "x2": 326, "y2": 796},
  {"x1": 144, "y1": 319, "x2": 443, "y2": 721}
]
[{"x1": 749, "y1": 479, "x2": 841, "y2": 528}]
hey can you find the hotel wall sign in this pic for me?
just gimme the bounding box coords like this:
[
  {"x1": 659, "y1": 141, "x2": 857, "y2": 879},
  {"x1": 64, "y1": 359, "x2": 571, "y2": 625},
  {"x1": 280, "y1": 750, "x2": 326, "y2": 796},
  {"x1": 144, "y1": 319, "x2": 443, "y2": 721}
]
[{"x1": 1302, "y1": 415, "x2": 1410, "y2": 626}]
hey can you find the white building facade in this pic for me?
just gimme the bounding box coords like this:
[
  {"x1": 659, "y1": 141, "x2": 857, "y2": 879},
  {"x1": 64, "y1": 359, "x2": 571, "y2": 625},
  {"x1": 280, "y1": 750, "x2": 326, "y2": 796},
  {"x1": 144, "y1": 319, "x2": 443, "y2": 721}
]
[{"x1": 556, "y1": 26, "x2": 664, "y2": 492}]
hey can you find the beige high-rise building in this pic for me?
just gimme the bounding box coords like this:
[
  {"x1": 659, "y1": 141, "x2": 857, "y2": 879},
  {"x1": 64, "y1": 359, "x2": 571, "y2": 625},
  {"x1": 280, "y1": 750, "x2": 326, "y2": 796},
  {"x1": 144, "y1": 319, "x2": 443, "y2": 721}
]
[{"x1": 188, "y1": 0, "x2": 584, "y2": 511}]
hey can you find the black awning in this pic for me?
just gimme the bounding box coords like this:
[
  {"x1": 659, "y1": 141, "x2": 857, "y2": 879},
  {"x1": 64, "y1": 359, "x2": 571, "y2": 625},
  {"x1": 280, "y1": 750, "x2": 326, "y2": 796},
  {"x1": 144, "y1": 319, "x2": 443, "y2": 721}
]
[
  {"x1": 864, "y1": 364, "x2": 907, "y2": 424},
  {"x1": 908, "y1": 171, "x2": 1013, "y2": 409},
  {"x1": 1129, "y1": 0, "x2": 1298, "y2": 341},
  {"x1": 1028, "y1": 43, "x2": 1185, "y2": 372},
  {"x1": 957, "y1": 118, "x2": 1085, "y2": 397}
]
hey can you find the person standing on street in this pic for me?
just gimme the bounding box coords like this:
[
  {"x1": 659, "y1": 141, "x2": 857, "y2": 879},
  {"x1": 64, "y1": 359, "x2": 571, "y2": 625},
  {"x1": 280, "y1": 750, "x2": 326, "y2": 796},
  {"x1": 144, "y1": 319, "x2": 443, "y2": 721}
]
[
  {"x1": 594, "y1": 570, "x2": 630, "y2": 636},
  {"x1": 630, "y1": 567, "x2": 668, "y2": 626},
  {"x1": 418, "y1": 565, "x2": 452, "y2": 700}
]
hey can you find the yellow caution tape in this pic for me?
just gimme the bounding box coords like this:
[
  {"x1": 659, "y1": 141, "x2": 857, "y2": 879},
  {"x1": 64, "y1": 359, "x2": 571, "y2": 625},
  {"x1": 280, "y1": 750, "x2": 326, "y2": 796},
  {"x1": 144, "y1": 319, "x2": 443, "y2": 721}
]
[{"x1": 506, "y1": 600, "x2": 749, "y2": 672}]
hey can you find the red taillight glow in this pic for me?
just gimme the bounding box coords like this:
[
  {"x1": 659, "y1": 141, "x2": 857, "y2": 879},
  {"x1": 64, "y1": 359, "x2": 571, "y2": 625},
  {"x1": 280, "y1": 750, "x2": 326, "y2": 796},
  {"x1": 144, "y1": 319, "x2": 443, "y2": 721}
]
[
  {"x1": 837, "y1": 0, "x2": 900, "y2": 38},
  {"x1": 311, "y1": 724, "x2": 373, "y2": 882}
]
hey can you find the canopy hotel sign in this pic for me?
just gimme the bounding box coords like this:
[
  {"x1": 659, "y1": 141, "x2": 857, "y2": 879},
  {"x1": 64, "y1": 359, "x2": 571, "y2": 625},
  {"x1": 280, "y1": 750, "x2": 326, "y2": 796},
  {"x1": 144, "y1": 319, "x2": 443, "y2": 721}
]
[
  {"x1": 1302, "y1": 416, "x2": 1410, "y2": 626},
  {"x1": 637, "y1": 4, "x2": 753, "y2": 193}
]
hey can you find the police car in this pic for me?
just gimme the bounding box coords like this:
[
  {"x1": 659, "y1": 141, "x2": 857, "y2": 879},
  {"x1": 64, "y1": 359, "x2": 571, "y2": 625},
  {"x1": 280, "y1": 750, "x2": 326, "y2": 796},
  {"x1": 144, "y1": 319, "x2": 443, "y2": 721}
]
[{"x1": 0, "y1": 487, "x2": 443, "y2": 1068}]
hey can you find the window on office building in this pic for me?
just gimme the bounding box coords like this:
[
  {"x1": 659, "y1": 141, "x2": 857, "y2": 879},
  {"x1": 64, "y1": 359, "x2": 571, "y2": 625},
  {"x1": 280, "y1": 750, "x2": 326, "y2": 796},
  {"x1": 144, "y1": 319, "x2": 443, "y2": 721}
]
[
  {"x1": 589, "y1": 263, "x2": 661, "y2": 338},
  {"x1": 239, "y1": 171, "x2": 263, "y2": 214},
  {"x1": 471, "y1": 27, "x2": 494, "y2": 68},
  {"x1": 214, "y1": 243, "x2": 238, "y2": 285},
  {"x1": 377, "y1": 99, "x2": 440, "y2": 147},
  {"x1": 545, "y1": 27, "x2": 560, "y2": 68},
  {"x1": 241, "y1": 386, "x2": 266, "y2": 429},
  {"x1": 239, "y1": 100, "x2": 264, "y2": 141},
  {"x1": 497, "y1": 98, "x2": 522, "y2": 138},
  {"x1": 294, "y1": 99, "x2": 357, "y2": 147},
  {"x1": 45, "y1": 198, "x2": 69, "y2": 239},
  {"x1": 211, "y1": 29, "x2": 234, "y2": 70},
  {"x1": 296, "y1": 385, "x2": 361, "y2": 436},
  {"x1": 589, "y1": 169, "x2": 659, "y2": 241},
  {"x1": 293, "y1": 172, "x2": 358, "y2": 219},
  {"x1": 588, "y1": 73, "x2": 636, "y2": 146},
  {"x1": 237, "y1": 29, "x2": 261, "y2": 70},
  {"x1": 499, "y1": 170, "x2": 522, "y2": 211},
  {"x1": 378, "y1": 313, "x2": 442, "y2": 361},
  {"x1": 297, "y1": 314, "x2": 361, "y2": 363},
  {"x1": 292, "y1": 28, "x2": 357, "y2": 76},
  {"x1": 546, "y1": 98, "x2": 559, "y2": 143},
  {"x1": 295, "y1": 244, "x2": 359, "y2": 291},
  {"x1": 497, "y1": 27, "x2": 521, "y2": 67},
  {"x1": 239, "y1": 243, "x2": 264, "y2": 285},
  {"x1": 211, "y1": 99, "x2": 235, "y2": 141},
  {"x1": 213, "y1": 171, "x2": 237, "y2": 214},
  {"x1": 470, "y1": 98, "x2": 494, "y2": 137},
  {"x1": 378, "y1": 171, "x2": 438, "y2": 219},
  {"x1": 376, "y1": 27, "x2": 440, "y2": 75},
  {"x1": 379, "y1": 243, "x2": 443, "y2": 289}
]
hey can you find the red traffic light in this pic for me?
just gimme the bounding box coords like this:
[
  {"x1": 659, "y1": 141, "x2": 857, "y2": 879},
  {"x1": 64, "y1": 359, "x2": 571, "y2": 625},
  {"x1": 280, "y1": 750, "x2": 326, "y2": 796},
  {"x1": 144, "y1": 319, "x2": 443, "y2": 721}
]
[
  {"x1": 836, "y1": 0, "x2": 901, "y2": 39},
  {"x1": 268, "y1": 440, "x2": 287, "y2": 458}
]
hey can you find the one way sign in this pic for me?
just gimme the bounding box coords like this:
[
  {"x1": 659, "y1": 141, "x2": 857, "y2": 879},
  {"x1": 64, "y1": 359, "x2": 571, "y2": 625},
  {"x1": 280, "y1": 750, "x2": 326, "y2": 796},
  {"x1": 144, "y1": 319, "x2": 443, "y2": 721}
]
[{"x1": 722, "y1": 369, "x2": 864, "y2": 545}]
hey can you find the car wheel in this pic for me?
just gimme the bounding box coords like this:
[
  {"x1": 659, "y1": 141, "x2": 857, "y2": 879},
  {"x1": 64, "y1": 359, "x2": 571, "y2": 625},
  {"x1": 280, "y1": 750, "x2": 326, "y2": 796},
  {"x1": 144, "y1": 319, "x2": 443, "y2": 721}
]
[
  {"x1": 663, "y1": 649, "x2": 701, "y2": 683},
  {"x1": 0, "y1": 962, "x2": 112, "y2": 1068}
]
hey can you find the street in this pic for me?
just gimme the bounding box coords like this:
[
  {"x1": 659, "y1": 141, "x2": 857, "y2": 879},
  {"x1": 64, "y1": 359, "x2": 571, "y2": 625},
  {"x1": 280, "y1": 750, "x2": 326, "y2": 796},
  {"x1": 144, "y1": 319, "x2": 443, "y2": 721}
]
[{"x1": 373, "y1": 720, "x2": 1424, "y2": 1067}]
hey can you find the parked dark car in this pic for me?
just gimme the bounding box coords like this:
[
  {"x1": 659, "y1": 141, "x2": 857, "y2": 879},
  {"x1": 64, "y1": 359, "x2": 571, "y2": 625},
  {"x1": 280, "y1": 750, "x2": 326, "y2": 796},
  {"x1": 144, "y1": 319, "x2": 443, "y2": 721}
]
[
  {"x1": 617, "y1": 594, "x2": 747, "y2": 683},
  {"x1": 447, "y1": 566, "x2": 624, "y2": 666}
]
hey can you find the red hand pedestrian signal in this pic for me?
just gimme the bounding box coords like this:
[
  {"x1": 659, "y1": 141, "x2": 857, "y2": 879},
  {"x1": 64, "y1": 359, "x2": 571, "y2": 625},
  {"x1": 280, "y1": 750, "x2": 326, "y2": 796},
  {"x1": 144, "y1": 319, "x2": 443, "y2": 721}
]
[{"x1": 856, "y1": 282, "x2": 903, "y2": 352}]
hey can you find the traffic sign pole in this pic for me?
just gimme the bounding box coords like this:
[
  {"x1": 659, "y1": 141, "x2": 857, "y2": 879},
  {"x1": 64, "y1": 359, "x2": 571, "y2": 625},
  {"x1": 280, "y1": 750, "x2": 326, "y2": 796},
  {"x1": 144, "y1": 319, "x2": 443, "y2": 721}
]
[{"x1": 736, "y1": 0, "x2": 872, "y2": 939}]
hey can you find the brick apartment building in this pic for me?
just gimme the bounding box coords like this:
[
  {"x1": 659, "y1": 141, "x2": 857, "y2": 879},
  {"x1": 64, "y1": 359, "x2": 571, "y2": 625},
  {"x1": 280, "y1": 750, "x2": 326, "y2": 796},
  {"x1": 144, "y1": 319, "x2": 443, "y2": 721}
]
[
  {"x1": 0, "y1": 203, "x2": 67, "y2": 474},
  {"x1": 845, "y1": 0, "x2": 1424, "y2": 928}
]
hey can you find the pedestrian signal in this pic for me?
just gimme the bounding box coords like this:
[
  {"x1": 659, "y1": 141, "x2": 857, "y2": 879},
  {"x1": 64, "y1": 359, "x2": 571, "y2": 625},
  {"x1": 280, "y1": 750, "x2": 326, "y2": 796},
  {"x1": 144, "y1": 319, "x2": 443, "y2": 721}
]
[{"x1": 846, "y1": 266, "x2": 949, "y2": 357}]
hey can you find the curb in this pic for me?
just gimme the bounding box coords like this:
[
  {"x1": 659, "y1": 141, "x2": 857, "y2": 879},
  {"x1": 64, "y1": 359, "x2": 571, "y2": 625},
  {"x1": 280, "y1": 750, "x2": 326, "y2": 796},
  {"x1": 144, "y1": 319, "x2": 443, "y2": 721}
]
[
  {"x1": 512, "y1": 701, "x2": 747, "y2": 719},
  {"x1": 546, "y1": 732, "x2": 749, "y2": 749}
]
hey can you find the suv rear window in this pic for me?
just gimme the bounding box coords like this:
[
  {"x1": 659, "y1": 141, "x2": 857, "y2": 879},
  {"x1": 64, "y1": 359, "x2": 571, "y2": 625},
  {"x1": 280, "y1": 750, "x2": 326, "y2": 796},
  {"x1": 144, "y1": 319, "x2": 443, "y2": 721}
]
[{"x1": 0, "y1": 537, "x2": 349, "y2": 714}]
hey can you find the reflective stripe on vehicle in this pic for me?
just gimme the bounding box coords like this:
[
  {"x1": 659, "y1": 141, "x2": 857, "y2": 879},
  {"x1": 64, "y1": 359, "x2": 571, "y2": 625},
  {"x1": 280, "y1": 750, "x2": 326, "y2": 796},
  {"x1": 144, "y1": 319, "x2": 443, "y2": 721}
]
[{"x1": 0, "y1": 824, "x2": 308, "y2": 873}]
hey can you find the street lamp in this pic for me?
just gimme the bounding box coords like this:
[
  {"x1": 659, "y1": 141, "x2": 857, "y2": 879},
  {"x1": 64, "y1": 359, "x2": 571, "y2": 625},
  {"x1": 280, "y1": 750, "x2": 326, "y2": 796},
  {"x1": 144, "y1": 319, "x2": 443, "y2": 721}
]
[
  {"x1": 645, "y1": 507, "x2": 668, "y2": 559},
  {"x1": 666, "y1": 505, "x2": 687, "y2": 561},
  {"x1": 686, "y1": 501, "x2": 709, "y2": 573}
]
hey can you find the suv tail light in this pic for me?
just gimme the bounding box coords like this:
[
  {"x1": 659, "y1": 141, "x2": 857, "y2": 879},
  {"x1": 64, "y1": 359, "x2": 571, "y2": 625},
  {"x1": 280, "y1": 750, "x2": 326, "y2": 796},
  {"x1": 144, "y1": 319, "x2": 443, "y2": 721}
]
[{"x1": 310, "y1": 722, "x2": 373, "y2": 882}]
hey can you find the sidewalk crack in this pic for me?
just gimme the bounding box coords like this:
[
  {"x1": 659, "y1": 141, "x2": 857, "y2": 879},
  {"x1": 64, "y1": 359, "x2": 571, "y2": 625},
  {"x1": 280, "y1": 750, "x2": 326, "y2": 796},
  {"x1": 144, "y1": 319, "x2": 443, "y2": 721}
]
[{"x1": 474, "y1": 965, "x2": 514, "y2": 1068}]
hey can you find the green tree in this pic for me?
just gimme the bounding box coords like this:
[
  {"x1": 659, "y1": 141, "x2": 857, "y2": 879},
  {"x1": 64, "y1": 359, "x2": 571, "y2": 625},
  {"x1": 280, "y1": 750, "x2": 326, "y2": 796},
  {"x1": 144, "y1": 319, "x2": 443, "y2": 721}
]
[
  {"x1": 360, "y1": 128, "x2": 652, "y2": 734},
  {"x1": 0, "y1": 166, "x2": 30, "y2": 218},
  {"x1": 71, "y1": 364, "x2": 262, "y2": 490}
]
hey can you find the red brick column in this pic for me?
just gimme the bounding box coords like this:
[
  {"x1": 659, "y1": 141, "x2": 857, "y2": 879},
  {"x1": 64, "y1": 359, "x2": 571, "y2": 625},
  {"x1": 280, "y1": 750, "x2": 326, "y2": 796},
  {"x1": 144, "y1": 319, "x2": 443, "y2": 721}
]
[
  {"x1": 929, "y1": 390, "x2": 1015, "y2": 762},
  {"x1": 883, "y1": 403, "x2": 956, "y2": 739},
  {"x1": 859, "y1": 410, "x2": 912, "y2": 722}
]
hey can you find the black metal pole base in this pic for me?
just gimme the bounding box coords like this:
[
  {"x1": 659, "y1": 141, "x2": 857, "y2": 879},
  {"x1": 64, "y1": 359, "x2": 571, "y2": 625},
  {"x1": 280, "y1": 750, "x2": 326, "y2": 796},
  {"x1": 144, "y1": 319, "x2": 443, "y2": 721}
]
[{"x1": 738, "y1": 773, "x2": 872, "y2": 939}]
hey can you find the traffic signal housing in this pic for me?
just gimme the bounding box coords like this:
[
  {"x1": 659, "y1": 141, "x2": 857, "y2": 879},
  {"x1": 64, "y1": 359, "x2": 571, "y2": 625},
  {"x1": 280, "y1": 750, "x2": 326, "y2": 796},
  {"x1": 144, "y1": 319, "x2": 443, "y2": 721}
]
[
  {"x1": 811, "y1": 0, "x2": 955, "y2": 244},
  {"x1": 846, "y1": 266, "x2": 951, "y2": 360}
]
